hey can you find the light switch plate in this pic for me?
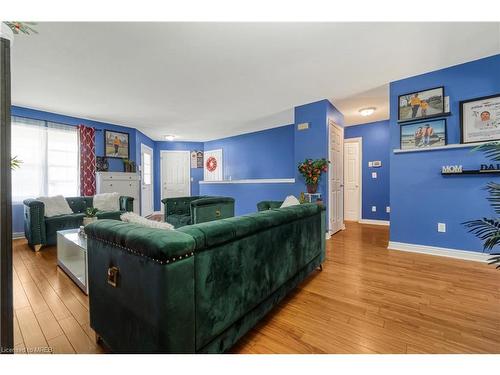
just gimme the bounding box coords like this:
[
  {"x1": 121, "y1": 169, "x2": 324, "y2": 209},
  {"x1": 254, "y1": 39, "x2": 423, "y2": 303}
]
[
  {"x1": 438, "y1": 223, "x2": 446, "y2": 233},
  {"x1": 386, "y1": 206, "x2": 390, "y2": 213},
  {"x1": 372, "y1": 172, "x2": 377, "y2": 179},
  {"x1": 372, "y1": 206, "x2": 377, "y2": 212}
]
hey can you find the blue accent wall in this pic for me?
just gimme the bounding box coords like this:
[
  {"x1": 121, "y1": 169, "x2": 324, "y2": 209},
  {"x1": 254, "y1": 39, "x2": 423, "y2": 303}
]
[
  {"x1": 389, "y1": 54, "x2": 500, "y2": 252},
  {"x1": 203, "y1": 125, "x2": 295, "y2": 180},
  {"x1": 154, "y1": 141, "x2": 204, "y2": 211},
  {"x1": 345, "y1": 120, "x2": 390, "y2": 221}
]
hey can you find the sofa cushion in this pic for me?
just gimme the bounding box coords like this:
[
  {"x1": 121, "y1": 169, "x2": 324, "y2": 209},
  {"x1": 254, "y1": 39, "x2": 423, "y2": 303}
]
[
  {"x1": 37, "y1": 195, "x2": 73, "y2": 217},
  {"x1": 45, "y1": 213, "x2": 85, "y2": 235},
  {"x1": 120, "y1": 212, "x2": 174, "y2": 230},
  {"x1": 66, "y1": 197, "x2": 93, "y2": 213},
  {"x1": 94, "y1": 192, "x2": 120, "y2": 212},
  {"x1": 167, "y1": 214, "x2": 192, "y2": 229},
  {"x1": 280, "y1": 195, "x2": 300, "y2": 208},
  {"x1": 96, "y1": 210, "x2": 123, "y2": 220}
]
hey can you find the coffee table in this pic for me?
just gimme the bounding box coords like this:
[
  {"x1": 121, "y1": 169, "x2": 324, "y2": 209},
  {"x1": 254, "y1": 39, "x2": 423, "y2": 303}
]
[{"x1": 57, "y1": 228, "x2": 88, "y2": 295}]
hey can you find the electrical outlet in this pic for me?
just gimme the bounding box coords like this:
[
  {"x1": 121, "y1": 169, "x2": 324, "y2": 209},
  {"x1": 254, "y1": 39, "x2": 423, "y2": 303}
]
[
  {"x1": 386, "y1": 206, "x2": 390, "y2": 213},
  {"x1": 372, "y1": 206, "x2": 377, "y2": 212},
  {"x1": 372, "y1": 172, "x2": 377, "y2": 179},
  {"x1": 438, "y1": 223, "x2": 446, "y2": 233}
]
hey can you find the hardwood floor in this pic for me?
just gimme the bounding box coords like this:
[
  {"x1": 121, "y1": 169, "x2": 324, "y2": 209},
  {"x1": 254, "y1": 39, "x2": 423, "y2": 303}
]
[{"x1": 12, "y1": 222, "x2": 500, "y2": 354}]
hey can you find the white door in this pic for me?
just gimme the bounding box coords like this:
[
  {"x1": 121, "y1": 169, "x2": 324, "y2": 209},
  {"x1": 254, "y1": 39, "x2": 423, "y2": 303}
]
[
  {"x1": 329, "y1": 120, "x2": 344, "y2": 234},
  {"x1": 140, "y1": 144, "x2": 154, "y2": 217},
  {"x1": 344, "y1": 139, "x2": 361, "y2": 221},
  {"x1": 161, "y1": 151, "x2": 191, "y2": 202}
]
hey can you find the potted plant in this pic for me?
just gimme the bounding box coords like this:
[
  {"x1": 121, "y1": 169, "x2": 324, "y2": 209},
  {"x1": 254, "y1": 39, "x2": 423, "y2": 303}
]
[
  {"x1": 83, "y1": 207, "x2": 99, "y2": 226},
  {"x1": 463, "y1": 142, "x2": 500, "y2": 269},
  {"x1": 298, "y1": 158, "x2": 329, "y2": 194}
]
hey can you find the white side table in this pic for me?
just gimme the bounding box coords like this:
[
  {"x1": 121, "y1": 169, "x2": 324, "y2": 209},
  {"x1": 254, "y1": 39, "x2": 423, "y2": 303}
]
[{"x1": 57, "y1": 229, "x2": 88, "y2": 295}]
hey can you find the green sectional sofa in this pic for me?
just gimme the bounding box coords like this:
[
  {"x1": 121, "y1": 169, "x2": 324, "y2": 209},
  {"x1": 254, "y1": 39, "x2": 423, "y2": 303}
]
[
  {"x1": 85, "y1": 203, "x2": 326, "y2": 353},
  {"x1": 161, "y1": 196, "x2": 235, "y2": 228},
  {"x1": 23, "y1": 195, "x2": 133, "y2": 250},
  {"x1": 257, "y1": 200, "x2": 284, "y2": 211}
]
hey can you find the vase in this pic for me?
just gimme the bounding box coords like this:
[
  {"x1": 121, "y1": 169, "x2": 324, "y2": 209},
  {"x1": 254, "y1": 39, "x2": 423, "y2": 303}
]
[
  {"x1": 306, "y1": 183, "x2": 318, "y2": 194},
  {"x1": 83, "y1": 217, "x2": 98, "y2": 226}
]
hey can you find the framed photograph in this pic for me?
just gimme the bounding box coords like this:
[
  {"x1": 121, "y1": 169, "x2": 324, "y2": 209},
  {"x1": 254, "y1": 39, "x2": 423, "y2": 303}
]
[
  {"x1": 400, "y1": 119, "x2": 447, "y2": 150},
  {"x1": 398, "y1": 86, "x2": 445, "y2": 122},
  {"x1": 460, "y1": 93, "x2": 500, "y2": 144},
  {"x1": 104, "y1": 130, "x2": 129, "y2": 159}
]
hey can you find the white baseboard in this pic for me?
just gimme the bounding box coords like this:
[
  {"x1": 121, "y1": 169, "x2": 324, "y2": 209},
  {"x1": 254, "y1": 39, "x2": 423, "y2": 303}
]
[
  {"x1": 388, "y1": 241, "x2": 490, "y2": 263},
  {"x1": 358, "y1": 219, "x2": 390, "y2": 226},
  {"x1": 13, "y1": 232, "x2": 25, "y2": 239}
]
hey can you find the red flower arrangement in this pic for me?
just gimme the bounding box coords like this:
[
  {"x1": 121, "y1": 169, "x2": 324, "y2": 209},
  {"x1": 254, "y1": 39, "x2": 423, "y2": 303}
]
[{"x1": 298, "y1": 158, "x2": 329, "y2": 193}]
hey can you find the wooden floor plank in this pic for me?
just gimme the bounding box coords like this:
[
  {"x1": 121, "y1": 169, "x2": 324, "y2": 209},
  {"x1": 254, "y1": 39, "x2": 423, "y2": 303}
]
[{"x1": 12, "y1": 222, "x2": 500, "y2": 354}]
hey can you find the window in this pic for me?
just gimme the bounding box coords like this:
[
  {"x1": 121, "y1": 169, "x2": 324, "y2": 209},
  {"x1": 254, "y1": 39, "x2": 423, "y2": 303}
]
[
  {"x1": 11, "y1": 116, "x2": 79, "y2": 202},
  {"x1": 143, "y1": 152, "x2": 152, "y2": 185}
]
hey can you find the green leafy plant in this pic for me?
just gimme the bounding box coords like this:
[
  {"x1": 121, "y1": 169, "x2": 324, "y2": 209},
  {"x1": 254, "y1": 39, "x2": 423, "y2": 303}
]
[
  {"x1": 3, "y1": 22, "x2": 38, "y2": 35},
  {"x1": 463, "y1": 141, "x2": 500, "y2": 269},
  {"x1": 85, "y1": 207, "x2": 99, "y2": 218},
  {"x1": 10, "y1": 155, "x2": 22, "y2": 170}
]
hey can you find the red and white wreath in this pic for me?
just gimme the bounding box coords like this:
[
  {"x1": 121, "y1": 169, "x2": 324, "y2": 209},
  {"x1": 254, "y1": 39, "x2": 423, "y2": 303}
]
[{"x1": 206, "y1": 156, "x2": 217, "y2": 172}]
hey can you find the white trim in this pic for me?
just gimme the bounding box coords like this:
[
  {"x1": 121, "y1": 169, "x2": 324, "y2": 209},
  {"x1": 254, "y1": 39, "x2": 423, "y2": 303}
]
[
  {"x1": 344, "y1": 137, "x2": 362, "y2": 222},
  {"x1": 12, "y1": 232, "x2": 25, "y2": 239},
  {"x1": 160, "y1": 150, "x2": 191, "y2": 208},
  {"x1": 199, "y1": 178, "x2": 295, "y2": 184},
  {"x1": 393, "y1": 141, "x2": 489, "y2": 154},
  {"x1": 140, "y1": 143, "x2": 154, "y2": 217},
  {"x1": 388, "y1": 241, "x2": 490, "y2": 262},
  {"x1": 358, "y1": 219, "x2": 390, "y2": 226}
]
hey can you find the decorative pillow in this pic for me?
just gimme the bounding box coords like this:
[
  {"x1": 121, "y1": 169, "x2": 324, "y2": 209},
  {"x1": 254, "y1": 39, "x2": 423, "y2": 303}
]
[
  {"x1": 280, "y1": 195, "x2": 301, "y2": 208},
  {"x1": 36, "y1": 195, "x2": 73, "y2": 217},
  {"x1": 93, "y1": 192, "x2": 120, "y2": 212},
  {"x1": 120, "y1": 212, "x2": 175, "y2": 230}
]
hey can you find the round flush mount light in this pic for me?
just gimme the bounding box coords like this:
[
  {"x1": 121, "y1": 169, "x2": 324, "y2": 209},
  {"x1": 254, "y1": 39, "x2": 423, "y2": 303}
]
[
  {"x1": 359, "y1": 107, "x2": 376, "y2": 117},
  {"x1": 164, "y1": 135, "x2": 176, "y2": 141}
]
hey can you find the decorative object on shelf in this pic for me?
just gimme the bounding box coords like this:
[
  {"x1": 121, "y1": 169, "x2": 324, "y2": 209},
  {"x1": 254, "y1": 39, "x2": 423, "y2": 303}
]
[
  {"x1": 96, "y1": 156, "x2": 109, "y2": 172},
  {"x1": 398, "y1": 86, "x2": 445, "y2": 122},
  {"x1": 83, "y1": 207, "x2": 98, "y2": 226},
  {"x1": 10, "y1": 155, "x2": 22, "y2": 170},
  {"x1": 204, "y1": 149, "x2": 223, "y2": 181},
  {"x1": 122, "y1": 159, "x2": 136, "y2": 173},
  {"x1": 460, "y1": 93, "x2": 500, "y2": 144},
  {"x1": 298, "y1": 158, "x2": 329, "y2": 194},
  {"x1": 462, "y1": 142, "x2": 500, "y2": 270},
  {"x1": 3, "y1": 22, "x2": 38, "y2": 35},
  {"x1": 400, "y1": 118, "x2": 447, "y2": 150},
  {"x1": 104, "y1": 130, "x2": 129, "y2": 159}
]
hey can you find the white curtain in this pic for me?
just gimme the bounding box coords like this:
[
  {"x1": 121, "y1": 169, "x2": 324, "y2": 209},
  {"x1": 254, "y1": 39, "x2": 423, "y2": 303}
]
[{"x1": 11, "y1": 116, "x2": 79, "y2": 202}]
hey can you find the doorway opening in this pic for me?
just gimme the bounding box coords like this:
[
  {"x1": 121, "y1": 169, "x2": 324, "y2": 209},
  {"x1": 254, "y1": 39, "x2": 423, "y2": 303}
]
[{"x1": 160, "y1": 150, "x2": 191, "y2": 212}]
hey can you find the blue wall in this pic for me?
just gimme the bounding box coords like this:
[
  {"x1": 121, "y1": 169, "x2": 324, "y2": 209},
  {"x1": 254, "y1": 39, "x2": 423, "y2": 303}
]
[
  {"x1": 389, "y1": 54, "x2": 500, "y2": 252},
  {"x1": 345, "y1": 120, "x2": 390, "y2": 221},
  {"x1": 154, "y1": 141, "x2": 204, "y2": 211},
  {"x1": 204, "y1": 125, "x2": 295, "y2": 180}
]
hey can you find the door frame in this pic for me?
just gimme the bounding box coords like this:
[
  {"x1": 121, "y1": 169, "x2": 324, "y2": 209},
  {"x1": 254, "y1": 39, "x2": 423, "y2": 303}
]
[
  {"x1": 140, "y1": 143, "x2": 154, "y2": 216},
  {"x1": 344, "y1": 137, "x2": 363, "y2": 222},
  {"x1": 327, "y1": 120, "x2": 345, "y2": 235},
  {"x1": 160, "y1": 150, "x2": 191, "y2": 207}
]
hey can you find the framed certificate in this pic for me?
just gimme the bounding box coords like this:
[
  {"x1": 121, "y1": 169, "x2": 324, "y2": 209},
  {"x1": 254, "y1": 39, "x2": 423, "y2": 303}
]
[{"x1": 460, "y1": 94, "x2": 500, "y2": 144}]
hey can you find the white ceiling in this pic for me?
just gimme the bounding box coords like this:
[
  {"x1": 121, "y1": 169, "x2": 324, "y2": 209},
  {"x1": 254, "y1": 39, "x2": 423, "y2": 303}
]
[{"x1": 10, "y1": 22, "x2": 500, "y2": 140}]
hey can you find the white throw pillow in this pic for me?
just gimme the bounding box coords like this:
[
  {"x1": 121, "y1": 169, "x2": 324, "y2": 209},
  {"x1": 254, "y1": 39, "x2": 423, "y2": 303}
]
[
  {"x1": 280, "y1": 195, "x2": 301, "y2": 208},
  {"x1": 36, "y1": 195, "x2": 73, "y2": 217},
  {"x1": 93, "y1": 192, "x2": 120, "y2": 212},
  {"x1": 120, "y1": 212, "x2": 175, "y2": 230}
]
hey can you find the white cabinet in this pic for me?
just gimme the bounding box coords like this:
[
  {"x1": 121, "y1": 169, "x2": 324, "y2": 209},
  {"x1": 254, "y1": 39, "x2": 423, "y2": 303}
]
[{"x1": 96, "y1": 172, "x2": 141, "y2": 214}]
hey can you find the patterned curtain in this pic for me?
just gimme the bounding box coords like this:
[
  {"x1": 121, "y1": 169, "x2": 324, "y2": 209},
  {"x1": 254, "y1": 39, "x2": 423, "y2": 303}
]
[{"x1": 78, "y1": 125, "x2": 96, "y2": 196}]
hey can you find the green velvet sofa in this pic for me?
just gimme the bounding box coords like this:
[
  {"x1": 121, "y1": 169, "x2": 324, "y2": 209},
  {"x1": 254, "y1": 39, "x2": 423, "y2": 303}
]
[
  {"x1": 85, "y1": 203, "x2": 326, "y2": 353},
  {"x1": 257, "y1": 200, "x2": 284, "y2": 211},
  {"x1": 161, "y1": 196, "x2": 235, "y2": 228},
  {"x1": 23, "y1": 195, "x2": 133, "y2": 250}
]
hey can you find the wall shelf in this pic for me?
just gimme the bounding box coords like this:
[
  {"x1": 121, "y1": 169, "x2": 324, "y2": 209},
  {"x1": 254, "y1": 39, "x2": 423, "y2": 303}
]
[
  {"x1": 393, "y1": 141, "x2": 489, "y2": 154},
  {"x1": 397, "y1": 112, "x2": 452, "y2": 124}
]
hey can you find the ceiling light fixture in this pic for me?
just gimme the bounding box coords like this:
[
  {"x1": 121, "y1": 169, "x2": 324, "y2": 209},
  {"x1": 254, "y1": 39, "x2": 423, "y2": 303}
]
[
  {"x1": 164, "y1": 135, "x2": 176, "y2": 141},
  {"x1": 359, "y1": 107, "x2": 376, "y2": 117}
]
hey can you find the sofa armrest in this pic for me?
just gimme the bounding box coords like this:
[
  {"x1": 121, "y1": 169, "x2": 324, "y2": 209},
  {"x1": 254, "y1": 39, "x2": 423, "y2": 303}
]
[
  {"x1": 161, "y1": 197, "x2": 200, "y2": 221},
  {"x1": 119, "y1": 196, "x2": 134, "y2": 212},
  {"x1": 23, "y1": 199, "x2": 47, "y2": 248},
  {"x1": 190, "y1": 197, "x2": 235, "y2": 224},
  {"x1": 256, "y1": 200, "x2": 283, "y2": 211}
]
